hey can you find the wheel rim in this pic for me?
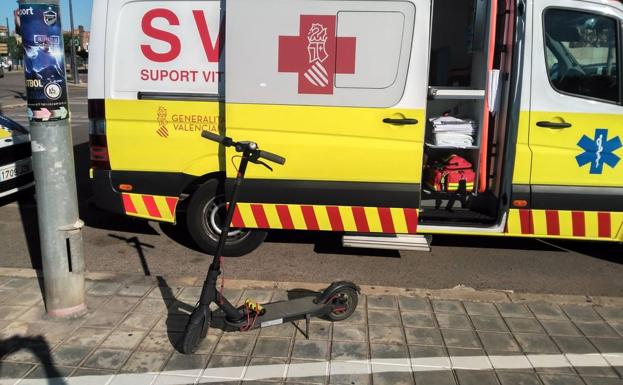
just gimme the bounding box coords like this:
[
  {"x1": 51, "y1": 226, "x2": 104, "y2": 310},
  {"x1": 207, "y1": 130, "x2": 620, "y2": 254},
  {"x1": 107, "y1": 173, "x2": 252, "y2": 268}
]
[
  {"x1": 331, "y1": 291, "x2": 353, "y2": 316},
  {"x1": 201, "y1": 195, "x2": 251, "y2": 244}
]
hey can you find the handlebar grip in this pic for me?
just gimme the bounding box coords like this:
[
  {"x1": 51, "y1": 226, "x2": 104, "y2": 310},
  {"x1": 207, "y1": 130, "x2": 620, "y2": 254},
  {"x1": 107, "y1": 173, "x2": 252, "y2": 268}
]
[
  {"x1": 259, "y1": 150, "x2": 286, "y2": 165},
  {"x1": 201, "y1": 130, "x2": 226, "y2": 144}
]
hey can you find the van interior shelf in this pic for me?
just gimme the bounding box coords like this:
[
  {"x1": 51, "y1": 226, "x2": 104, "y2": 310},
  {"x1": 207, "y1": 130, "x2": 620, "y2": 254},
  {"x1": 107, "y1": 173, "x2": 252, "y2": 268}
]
[
  {"x1": 428, "y1": 87, "x2": 486, "y2": 100},
  {"x1": 424, "y1": 142, "x2": 480, "y2": 150}
]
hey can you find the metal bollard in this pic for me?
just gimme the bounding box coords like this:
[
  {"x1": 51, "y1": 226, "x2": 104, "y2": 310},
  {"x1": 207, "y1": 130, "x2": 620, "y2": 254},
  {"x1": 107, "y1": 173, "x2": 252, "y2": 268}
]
[{"x1": 18, "y1": 0, "x2": 86, "y2": 318}]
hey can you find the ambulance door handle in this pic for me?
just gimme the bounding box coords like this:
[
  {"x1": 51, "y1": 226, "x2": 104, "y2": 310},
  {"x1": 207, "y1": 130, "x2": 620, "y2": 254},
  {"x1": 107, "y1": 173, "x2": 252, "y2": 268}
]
[
  {"x1": 536, "y1": 121, "x2": 572, "y2": 129},
  {"x1": 383, "y1": 118, "x2": 418, "y2": 125}
]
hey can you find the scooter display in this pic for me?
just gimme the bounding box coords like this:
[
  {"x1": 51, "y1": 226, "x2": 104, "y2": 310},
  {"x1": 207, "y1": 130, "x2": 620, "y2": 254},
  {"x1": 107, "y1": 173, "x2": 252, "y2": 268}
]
[{"x1": 181, "y1": 131, "x2": 360, "y2": 354}]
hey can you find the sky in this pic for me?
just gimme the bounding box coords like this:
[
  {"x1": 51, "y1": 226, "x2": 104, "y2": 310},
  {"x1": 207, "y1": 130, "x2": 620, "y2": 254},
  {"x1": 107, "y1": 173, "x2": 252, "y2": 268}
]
[{"x1": 0, "y1": 0, "x2": 93, "y2": 32}]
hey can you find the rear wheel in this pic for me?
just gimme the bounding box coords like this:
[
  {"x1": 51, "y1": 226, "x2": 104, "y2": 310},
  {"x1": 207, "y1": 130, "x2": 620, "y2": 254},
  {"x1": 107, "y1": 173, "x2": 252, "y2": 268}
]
[
  {"x1": 186, "y1": 179, "x2": 267, "y2": 257},
  {"x1": 325, "y1": 287, "x2": 358, "y2": 322}
]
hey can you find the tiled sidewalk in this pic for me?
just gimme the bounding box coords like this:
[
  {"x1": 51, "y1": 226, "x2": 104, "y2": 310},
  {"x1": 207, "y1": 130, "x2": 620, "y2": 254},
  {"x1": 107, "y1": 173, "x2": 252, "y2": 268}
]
[{"x1": 0, "y1": 271, "x2": 622, "y2": 385}]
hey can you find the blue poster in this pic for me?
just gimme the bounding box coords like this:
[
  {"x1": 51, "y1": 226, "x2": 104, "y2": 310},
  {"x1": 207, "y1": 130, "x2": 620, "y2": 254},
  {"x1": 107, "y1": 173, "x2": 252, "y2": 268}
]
[{"x1": 19, "y1": 3, "x2": 69, "y2": 121}]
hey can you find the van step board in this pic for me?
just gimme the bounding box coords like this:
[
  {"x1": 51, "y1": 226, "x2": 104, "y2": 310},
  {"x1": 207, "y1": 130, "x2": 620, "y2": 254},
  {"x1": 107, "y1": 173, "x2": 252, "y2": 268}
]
[{"x1": 342, "y1": 234, "x2": 431, "y2": 252}]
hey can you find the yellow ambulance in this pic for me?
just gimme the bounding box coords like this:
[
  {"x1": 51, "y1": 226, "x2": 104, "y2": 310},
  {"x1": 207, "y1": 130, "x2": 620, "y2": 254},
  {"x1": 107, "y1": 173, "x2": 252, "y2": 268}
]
[{"x1": 88, "y1": 0, "x2": 623, "y2": 255}]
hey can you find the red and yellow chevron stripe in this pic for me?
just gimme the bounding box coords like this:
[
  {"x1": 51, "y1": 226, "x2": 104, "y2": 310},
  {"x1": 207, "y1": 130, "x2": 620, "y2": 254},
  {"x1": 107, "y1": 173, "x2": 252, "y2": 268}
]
[
  {"x1": 230, "y1": 203, "x2": 419, "y2": 234},
  {"x1": 121, "y1": 193, "x2": 178, "y2": 223},
  {"x1": 507, "y1": 209, "x2": 623, "y2": 241}
]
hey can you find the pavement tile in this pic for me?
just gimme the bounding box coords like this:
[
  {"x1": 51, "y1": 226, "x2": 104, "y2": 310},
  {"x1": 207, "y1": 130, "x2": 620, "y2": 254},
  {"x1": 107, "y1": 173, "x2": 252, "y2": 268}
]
[
  {"x1": 302, "y1": 321, "x2": 332, "y2": 341},
  {"x1": 83, "y1": 348, "x2": 132, "y2": 370},
  {"x1": 433, "y1": 300, "x2": 465, "y2": 314},
  {"x1": 19, "y1": 365, "x2": 74, "y2": 384},
  {"x1": 291, "y1": 339, "x2": 329, "y2": 361},
  {"x1": 241, "y1": 289, "x2": 274, "y2": 305},
  {"x1": 1, "y1": 339, "x2": 51, "y2": 364},
  {"x1": 153, "y1": 314, "x2": 188, "y2": 333},
  {"x1": 2, "y1": 278, "x2": 38, "y2": 290},
  {"x1": 51, "y1": 344, "x2": 93, "y2": 366},
  {"x1": 0, "y1": 306, "x2": 29, "y2": 320},
  {"x1": 527, "y1": 354, "x2": 574, "y2": 375},
  {"x1": 539, "y1": 374, "x2": 588, "y2": 385},
  {"x1": 109, "y1": 373, "x2": 158, "y2": 385},
  {"x1": 367, "y1": 309, "x2": 400, "y2": 326},
  {"x1": 454, "y1": 369, "x2": 499, "y2": 385},
  {"x1": 86, "y1": 295, "x2": 109, "y2": 311},
  {"x1": 436, "y1": 314, "x2": 473, "y2": 330},
  {"x1": 87, "y1": 282, "x2": 122, "y2": 297},
  {"x1": 552, "y1": 335, "x2": 596, "y2": 353},
  {"x1": 147, "y1": 285, "x2": 183, "y2": 300},
  {"x1": 589, "y1": 337, "x2": 623, "y2": 353},
  {"x1": 582, "y1": 377, "x2": 623, "y2": 385},
  {"x1": 401, "y1": 312, "x2": 436, "y2": 328},
  {"x1": 98, "y1": 296, "x2": 141, "y2": 314},
  {"x1": 398, "y1": 296, "x2": 431, "y2": 313},
  {"x1": 505, "y1": 318, "x2": 546, "y2": 334},
  {"x1": 177, "y1": 286, "x2": 202, "y2": 302},
  {"x1": 561, "y1": 305, "x2": 602, "y2": 322},
  {"x1": 331, "y1": 341, "x2": 369, "y2": 361},
  {"x1": 368, "y1": 325, "x2": 405, "y2": 344},
  {"x1": 154, "y1": 374, "x2": 203, "y2": 385},
  {"x1": 119, "y1": 311, "x2": 162, "y2": 331},
  {"x1": 540, "y1": 320, "x2": 582, "y2": 336},
  {"x1": 134, "y1": 298, "x2": 170, "y2": 314},
  {"x1": 120, "y1": 351, "x2": 169, "y2": 373},
  {"x1": 329, "y1": 361, "x2": 370, "y2": 385},
  {"x1": 370, "y1": 343, "x2": 410, "y2": 365},
  {"x1": 64, "y1": 327, "x2": 111, "y2": 347},
  {"x1": 0, "y1": 362, "x2": 35, "y2": 379},
  {"x1": 100, "y1": 329, "x2": 147, "y2": 350},
  {"x1": 0, "y1": 319, "x2": 12, "y2": 332},
  {"x1": 244, "y1": 356, "x2": 287, "y2": 383},
  {"x1": 470, "y1": 316, "x2": 509, "y2": 332},
  {"x1": 405, "y1": 327, "x2": 443, "y2": 346},
  {"x1": 477, "y1": 332, "x2": 520, "y2": 352},
  {"x1": 464, "y1": 302, "x2": 499, "y2": 317},
  {"x1": 497, "y1": 371, "x2": 541, "y2": 385},
  {"x1": 15, "y1": 307, "x2": 46, "y2": 323},
  {"x1": 575, "y1": 322, "x2": 619, "y2": 338},
  {"x1": 528, "y1": 303, "x2": 567, "y2": 320},
  {"x1": 488, "y1": 353, "x2": 532, "y2": 371},
  {"x1": 332, "y1": 322, "x2": 366, "y2": 342},
  {"x1": 496, "y1": 303, "x2": 532, "y2": 318},
  {"x1": 1, "y1": 291, "x2": 42, "y2": 307},
  {"x1": 413, "y1": 371, "x2": 456, "y2": 385},
  {"x1": 514, "y1": 333, "x2": 560, "y2": 354},
  {"x1": 609, "y1": 322, "x2": 623, "y2": 336},
  {"x1": 83, "y1": 310, "x2": 126, "y2": 328},
  {"x1": 408, "y1": 345, "x2": 451, "y2": 369},
  {"x1": 367, "y1": 295, "x2": 398, "y2": 309},
  {"x1": 204, "y1": 354, "x2": 247, "y2": 380},
  {"x1": 253, "y1": 337, "x2": 292, "y2": 358},
  {"x1": 341, "y1": 307, "x2": 365, "y2": 324},
  {"x1": 193, "y1": 333, "x2": 221, "y2": 355},
  {"x1": 448, "y1": 348, "x2": 491, "y2": 370},
  {"x1": 164, "y1": 351, "x2": 209, "y2": 375},
  {"x1": 214, "y1": 333, "x2": 256, "y2": 355},
  {"x1": 287, "y1": 359, "x2": 328, "y2": 384},
  {"x1": 441, "y1": 329, "x2": 481, "y2": 349},
  {"x1": 71, "y1": 367, "x2": 116, "y2": 378},
  {"x1": 595, "y1": 307, "x2": 623, "y2": 323},
  {"x1": 138, "y1": 331, "x2": 179, "y2": 352},
  {"x1": 371, "y1": 368, "x2": 414, "y2": 385},
  {"x1": 118, "y1": 284, "x2": 152, "y2": 297},
  {"x1": 1, "y1": 321, "x2": 76, "y2": 343},
  {"x1": 260, "y1": 323, "x2": 296, "y2": 339}
]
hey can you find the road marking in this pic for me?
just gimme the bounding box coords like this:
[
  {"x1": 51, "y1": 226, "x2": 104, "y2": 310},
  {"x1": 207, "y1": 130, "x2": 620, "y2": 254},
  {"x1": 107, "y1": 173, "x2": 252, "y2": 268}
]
[{"x1": 2, "y1": 353, "x2": 621, "y2": 385}]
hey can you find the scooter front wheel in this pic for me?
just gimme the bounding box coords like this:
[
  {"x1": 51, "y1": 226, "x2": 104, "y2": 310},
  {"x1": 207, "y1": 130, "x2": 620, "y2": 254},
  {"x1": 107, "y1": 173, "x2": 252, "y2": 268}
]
[
  {"x1": 181, "y1": 307, "x2": 211, "y2": 354},
  {"x1": 326, "y1": 287, "x2": 358, "y2": 322}
]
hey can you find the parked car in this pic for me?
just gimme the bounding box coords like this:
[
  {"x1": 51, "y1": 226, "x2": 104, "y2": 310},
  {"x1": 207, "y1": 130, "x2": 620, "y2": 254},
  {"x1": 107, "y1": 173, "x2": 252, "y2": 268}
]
[{"x1": 0, "y1": 115, "x2": 33, "y2": 199}]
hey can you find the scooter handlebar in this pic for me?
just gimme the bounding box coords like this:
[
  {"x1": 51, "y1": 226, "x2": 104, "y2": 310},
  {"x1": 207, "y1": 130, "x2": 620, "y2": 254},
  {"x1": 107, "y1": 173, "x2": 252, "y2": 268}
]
[
  {"x1": 259, "y1": 150, "x2": 286, "y2": 165},
  {"x1": 201, "y1": 130, "x2": 228, "y2": 145}
]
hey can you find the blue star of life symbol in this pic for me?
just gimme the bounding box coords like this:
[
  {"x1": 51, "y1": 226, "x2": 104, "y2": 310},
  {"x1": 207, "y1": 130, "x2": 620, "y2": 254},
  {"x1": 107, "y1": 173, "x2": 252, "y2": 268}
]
[{"x1": 576, "y1": 128, "x2": 622, "y2": 174}]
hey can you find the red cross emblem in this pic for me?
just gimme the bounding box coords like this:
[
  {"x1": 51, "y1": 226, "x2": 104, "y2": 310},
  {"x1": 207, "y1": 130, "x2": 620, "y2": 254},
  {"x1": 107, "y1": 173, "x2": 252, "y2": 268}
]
[{"x1": 278, "y1": 15, "x2": 356, "y2": 95}]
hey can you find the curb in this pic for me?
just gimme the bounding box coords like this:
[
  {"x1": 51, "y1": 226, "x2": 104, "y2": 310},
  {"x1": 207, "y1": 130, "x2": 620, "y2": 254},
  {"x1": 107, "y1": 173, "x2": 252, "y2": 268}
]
[{"x1": 1, "y1": 266, "x2": 621, "y2": 307}]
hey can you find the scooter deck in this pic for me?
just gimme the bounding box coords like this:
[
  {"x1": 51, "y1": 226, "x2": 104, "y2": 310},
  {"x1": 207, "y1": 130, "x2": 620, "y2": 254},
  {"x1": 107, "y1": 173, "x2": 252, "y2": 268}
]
[{"x1": 225, "y1": 295, "x2": 330, "y2": 330}]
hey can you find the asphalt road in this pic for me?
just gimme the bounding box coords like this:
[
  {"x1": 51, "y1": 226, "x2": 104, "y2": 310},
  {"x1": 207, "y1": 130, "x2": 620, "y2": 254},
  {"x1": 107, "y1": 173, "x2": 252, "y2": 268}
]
[{"x1": 0, "y1": 71, "x2": 622, "y2": 296}]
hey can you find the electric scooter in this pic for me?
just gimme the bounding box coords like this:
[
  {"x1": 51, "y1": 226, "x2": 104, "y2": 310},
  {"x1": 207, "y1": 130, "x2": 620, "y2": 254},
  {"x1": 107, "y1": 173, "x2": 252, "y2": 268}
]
[{"x1": 181, "y1": 130, "x2": 360, "y2": 354}]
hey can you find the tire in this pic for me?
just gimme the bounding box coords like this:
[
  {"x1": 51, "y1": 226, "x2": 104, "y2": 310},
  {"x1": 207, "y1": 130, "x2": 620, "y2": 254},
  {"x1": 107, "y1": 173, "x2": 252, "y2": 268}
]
[
  {"x1": 325, "y1": 287, "x2": 358, "y2": 322},
  {"x1": 181, "y1": 308, "x2": 210, "y2": 354},
  {"x1": 186, "y1": 179, "x2": 267, "y2": 257}
]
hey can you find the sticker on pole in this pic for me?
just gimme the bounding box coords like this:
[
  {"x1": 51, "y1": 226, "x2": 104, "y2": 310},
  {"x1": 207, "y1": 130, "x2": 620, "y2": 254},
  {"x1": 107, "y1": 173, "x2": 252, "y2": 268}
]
[{"x1": 19, "y1": 3, "x2": 69, "y2": 122}]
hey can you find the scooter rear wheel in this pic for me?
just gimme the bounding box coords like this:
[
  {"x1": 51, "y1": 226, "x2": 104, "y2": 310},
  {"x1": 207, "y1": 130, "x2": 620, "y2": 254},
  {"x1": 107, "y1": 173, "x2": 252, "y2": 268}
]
[{"x1": 326, "y1": 287, "x2": 358, "y2": 321}]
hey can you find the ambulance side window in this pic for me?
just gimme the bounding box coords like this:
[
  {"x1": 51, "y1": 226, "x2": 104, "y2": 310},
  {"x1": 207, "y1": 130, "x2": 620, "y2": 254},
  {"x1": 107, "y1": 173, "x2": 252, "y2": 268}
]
[{"x1": 543, "y1": 8, "x2": 620, "y2": 104}]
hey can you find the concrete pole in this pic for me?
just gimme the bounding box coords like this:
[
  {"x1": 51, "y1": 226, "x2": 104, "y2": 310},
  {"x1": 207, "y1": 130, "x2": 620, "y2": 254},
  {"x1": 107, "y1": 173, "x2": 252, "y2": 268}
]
[
  {"x1": 19, "y1": 0, "x2": 86, "y2": 318},
  {"x1": 68, "y1": 0, "x2": 78, "y2": 84}
]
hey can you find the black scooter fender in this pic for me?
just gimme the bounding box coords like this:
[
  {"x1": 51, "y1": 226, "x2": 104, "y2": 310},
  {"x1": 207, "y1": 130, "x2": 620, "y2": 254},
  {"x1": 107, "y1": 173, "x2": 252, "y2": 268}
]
[{"x1": 315, "y1": 281, "x2": 361, "y2": 304}]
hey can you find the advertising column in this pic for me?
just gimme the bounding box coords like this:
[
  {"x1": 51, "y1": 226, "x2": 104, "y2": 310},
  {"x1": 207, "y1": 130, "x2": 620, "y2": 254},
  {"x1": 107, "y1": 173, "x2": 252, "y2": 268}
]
[{"x1": 18, "y1": 0, "x2": 85, "y2": 318}]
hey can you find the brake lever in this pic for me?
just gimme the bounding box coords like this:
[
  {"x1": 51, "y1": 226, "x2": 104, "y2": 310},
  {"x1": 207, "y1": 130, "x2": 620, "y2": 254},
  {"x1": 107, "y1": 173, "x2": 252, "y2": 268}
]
[
  {"x1": 249, "y1": 153, "x2": 273, "y2": 171},
  {"x1": 254, "y1": 159, "x2": 273, "y2": 172}
]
